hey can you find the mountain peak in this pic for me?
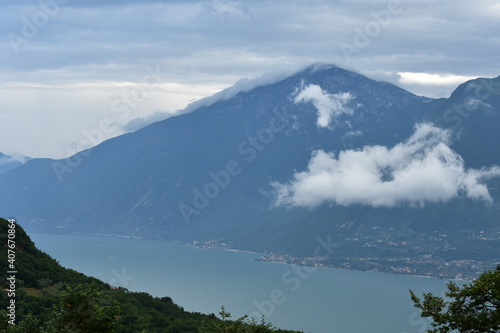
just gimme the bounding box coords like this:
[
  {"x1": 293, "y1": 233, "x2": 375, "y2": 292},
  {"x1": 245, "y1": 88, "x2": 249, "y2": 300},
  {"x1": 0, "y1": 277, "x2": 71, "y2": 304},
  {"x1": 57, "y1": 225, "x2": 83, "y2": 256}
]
[
  {"x1": 1, "y1": 66, "x2": 499, "y2": 279},
  {"x1": 448, "y1": 75, "x2": 500, "y2": 102}
]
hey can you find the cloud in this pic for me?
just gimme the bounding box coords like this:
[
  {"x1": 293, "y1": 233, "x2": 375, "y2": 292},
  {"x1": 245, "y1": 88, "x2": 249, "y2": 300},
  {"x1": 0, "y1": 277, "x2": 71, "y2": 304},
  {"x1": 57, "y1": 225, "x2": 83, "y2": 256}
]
[
  {"x1": 294, "y1": 84, "x2": 353, "y2": 128},
  {"x1": 397, "y1": 72, "x2": 478, "y2": 86},
  {"x1": 1, "y1": 0, "x2": 499, "y2": 157},
  {"x1": 273, "y1": 123, "x2": 500, "y2": 208},
  {"x1": 0, "y1": 152, "x2": 30, "y2": 164},
  {"x1": 182, "y1": 64, "x2": 303, "y2": 113},
  {"x1": 121, "y1": 111, "x2": 172, "y2": 132},
  {"x1": 344, "y1": 130, "x2": 363, "y2": 137}
]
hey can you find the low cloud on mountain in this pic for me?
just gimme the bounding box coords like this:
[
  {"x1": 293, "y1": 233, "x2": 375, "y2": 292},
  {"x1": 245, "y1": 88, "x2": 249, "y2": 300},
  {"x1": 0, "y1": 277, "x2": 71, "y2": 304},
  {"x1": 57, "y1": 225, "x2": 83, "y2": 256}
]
[
  {"x1": 121, "y1": 111, "x2": 172, "y2": 132},
  {"x1": 183, "y1": 65, "x2": 302, "y2": 114},
  {"x1": 294, "y1": 84, "x2": 353, "y2": 128},
  {"x1": 0, "y1": 152, "x2": 29, "y2": 164},
  {"x1": 273, "y1": 123, "x2": 500, "y2": 208}
]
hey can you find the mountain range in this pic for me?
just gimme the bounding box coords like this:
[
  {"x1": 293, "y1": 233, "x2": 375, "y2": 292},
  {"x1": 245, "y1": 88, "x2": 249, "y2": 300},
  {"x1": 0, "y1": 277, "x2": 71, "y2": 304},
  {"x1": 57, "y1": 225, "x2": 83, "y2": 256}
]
[{"x1": 1, "y1": 64, "x2": 499, "y2": 279}]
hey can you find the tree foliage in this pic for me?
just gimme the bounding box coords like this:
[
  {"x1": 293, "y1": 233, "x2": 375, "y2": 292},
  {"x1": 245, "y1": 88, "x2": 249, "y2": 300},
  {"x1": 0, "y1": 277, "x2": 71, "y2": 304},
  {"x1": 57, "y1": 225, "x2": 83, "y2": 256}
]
[
  {"x1": 410, "y1": 265, "x2": 500, "y2": 333},
  {"x1": 43, "y1": 283, "x2": 121, "y2": 333}
]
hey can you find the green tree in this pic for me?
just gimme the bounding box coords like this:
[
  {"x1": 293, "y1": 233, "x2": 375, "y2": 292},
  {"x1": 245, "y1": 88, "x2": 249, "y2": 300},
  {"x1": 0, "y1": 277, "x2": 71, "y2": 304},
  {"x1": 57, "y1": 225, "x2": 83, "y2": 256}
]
[
  {"x1": 1, "y1": 313, "x2": 40, "y2": 333},
  {"x1": 410, "y1": 265, "x2": 500, "y2": 333},
  {"x1": 43, "y1": 283, "x2": 121, "y2": 333}
]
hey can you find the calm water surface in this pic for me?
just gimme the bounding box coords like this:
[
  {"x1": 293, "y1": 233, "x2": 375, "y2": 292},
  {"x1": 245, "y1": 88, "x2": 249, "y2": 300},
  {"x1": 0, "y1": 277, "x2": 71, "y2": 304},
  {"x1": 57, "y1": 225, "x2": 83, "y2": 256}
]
[{"x1": 29, "y1": 233, "x2": 447, "y2": 333}]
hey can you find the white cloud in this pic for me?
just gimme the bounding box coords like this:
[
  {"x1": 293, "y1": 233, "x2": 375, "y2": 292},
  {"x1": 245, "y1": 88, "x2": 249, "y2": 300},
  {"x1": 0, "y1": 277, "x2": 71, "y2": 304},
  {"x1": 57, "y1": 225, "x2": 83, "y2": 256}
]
[
  {"x1": 273, "y1": 123, "x2": 500, "y2": 208},
  {"x1": 0, "y1": 74, "x2": 226, "y2": 158},
  {"x1": 344, "y1": 130, "x2": 363, "y2": 137},
  {"x1": 1, "y1": 0, "x2": 499, "y2": 157},
  {"x1": 0, "y1": 152, "x2": 30, "y2": 164},
  {"x1": 397, "y1": 72, "x2": 478, "y2": 86},
  {"x1": 294, "y1": 84, "x2": 354, "y2": 128},
  {"x1": 489, "y1": 3, "x2": 500, "y2": 17}
]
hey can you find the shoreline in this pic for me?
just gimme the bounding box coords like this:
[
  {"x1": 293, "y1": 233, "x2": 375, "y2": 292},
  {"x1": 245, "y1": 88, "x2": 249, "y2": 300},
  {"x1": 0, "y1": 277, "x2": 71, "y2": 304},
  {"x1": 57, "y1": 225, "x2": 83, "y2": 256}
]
[{"x1": 30, "y1": 231, "x2": 481, "y2": 281}]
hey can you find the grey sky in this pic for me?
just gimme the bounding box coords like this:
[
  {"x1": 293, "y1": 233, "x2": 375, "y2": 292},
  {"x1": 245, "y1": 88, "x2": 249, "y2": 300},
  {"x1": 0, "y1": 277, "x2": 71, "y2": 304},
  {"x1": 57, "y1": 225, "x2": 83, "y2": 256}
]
[{"x1": 0, "y1": 0, "x2": 499, "y2": 158}]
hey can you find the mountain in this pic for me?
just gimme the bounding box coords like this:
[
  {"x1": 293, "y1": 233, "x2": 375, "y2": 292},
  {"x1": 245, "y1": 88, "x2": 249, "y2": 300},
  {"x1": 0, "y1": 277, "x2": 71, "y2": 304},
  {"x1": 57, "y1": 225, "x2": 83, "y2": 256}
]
[
  {"x1": 0, "y1": 64, "x2": 499, "y2": 279},
  {"x1": 0, "y1": 152, "x2": 30, "y2": 175}
]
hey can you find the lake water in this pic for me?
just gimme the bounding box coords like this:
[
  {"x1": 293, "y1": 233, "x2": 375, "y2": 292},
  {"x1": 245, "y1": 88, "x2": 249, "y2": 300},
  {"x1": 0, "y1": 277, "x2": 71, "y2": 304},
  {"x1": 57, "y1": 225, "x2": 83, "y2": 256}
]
[{"x1": 29, "y1": 233, "x2": 448, "y2": 333}]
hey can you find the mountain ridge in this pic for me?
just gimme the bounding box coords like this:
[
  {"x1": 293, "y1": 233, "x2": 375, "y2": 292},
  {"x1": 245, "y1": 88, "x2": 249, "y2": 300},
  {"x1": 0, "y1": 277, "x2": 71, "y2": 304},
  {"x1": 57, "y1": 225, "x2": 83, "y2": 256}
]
[{"x1": 1, "y1": 64, "x2": 499, "y2": 279}]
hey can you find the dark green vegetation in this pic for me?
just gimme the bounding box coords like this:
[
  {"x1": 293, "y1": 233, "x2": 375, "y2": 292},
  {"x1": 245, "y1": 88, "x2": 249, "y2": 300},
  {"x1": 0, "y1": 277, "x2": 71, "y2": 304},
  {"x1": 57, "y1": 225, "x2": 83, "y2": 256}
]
[
  {"x1": 0, "y1": 65, "x2": 499, "y2": 279},
  {"x1": 410, "y1": 265, "x2": 500, "y2": 333},
  {"x1": 0, "y1": 218, "x2": 301, "y2": 333}
]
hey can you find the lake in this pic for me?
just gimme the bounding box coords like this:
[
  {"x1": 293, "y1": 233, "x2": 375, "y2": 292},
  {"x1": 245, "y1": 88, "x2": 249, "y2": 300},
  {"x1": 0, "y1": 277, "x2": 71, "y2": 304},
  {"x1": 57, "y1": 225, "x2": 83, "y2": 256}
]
[{"x1": 29, "y1": 233, "x2": 448, "y2": 333}]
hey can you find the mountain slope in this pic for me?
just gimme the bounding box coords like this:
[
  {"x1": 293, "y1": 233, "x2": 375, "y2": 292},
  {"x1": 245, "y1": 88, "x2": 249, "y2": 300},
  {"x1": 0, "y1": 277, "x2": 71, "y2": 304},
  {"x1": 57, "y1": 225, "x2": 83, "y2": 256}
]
[
  {"x1": 0, "y1": 65, "x2": 430, "y2": 233},
  {"x1": 0, "y1": 65, "x2": 499, "y2": 279}
]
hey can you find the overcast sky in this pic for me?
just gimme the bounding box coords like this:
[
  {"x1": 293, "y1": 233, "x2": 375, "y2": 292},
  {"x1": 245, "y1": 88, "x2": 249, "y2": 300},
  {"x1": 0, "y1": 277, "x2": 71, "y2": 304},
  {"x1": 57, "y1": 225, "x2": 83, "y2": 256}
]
[{"x1": 1, "y1": 0, "x2": 499, "y2": 159}]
